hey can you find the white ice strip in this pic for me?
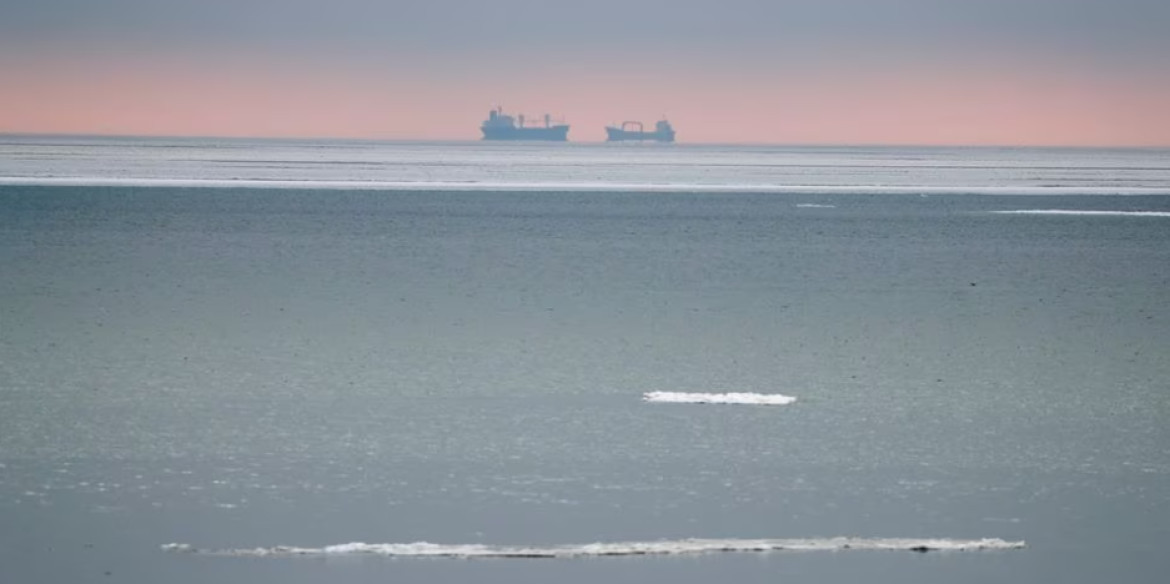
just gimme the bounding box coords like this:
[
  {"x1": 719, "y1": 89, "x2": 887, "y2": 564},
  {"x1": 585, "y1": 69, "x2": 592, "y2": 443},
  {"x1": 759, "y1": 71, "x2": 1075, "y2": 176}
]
[
  {"x1": 991, "y1": 210, "x2": 1170, "y2": 217},
  {"x1": 161, "y1": 537, "x2": 1025, "y2": 558},
  {"x1": 2, "y1": 176, "x2": 1169, "y2": 195},
  {"x1": 796, "y1": 203, "x2": 838, "y2": 208},
  {"x1": 643, "y1": 391, "x2": 797, "y2": 405}
]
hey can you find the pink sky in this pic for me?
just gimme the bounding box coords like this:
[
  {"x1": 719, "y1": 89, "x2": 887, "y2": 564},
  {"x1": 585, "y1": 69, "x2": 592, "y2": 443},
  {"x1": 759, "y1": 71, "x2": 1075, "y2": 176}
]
[{"x1": 2, "y1": 53, "x2": 1168, "y2": 146}]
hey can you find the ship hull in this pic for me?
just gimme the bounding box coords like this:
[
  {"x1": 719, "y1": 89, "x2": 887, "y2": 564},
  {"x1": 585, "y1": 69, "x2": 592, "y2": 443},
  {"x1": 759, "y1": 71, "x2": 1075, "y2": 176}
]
[
  {"x1": 482, "y1": 125, "x2": 570, "y2": 141},
  {"x1": 605, "y1": 127, "x2": 675, "y2": 142}
]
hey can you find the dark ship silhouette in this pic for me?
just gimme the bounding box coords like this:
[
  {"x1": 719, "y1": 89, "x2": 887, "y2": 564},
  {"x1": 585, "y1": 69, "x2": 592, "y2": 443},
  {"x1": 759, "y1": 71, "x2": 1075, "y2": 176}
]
[
  {"x1": 605, "y1": 119, "x2": 676, "y2": 142},
  {"x1": 481, "y1": 107, "x2": 569, "y2": 141}
]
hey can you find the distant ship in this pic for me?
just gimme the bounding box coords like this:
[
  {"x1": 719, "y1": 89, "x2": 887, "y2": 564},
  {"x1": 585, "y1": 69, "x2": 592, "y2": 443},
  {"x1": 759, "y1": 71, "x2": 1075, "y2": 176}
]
[
  {"x1": 605, "y1": 120, "x2": 676, "y2": 142},
  {"x1": 481, "y1": 107, "x2": 569, "y2": 141}
]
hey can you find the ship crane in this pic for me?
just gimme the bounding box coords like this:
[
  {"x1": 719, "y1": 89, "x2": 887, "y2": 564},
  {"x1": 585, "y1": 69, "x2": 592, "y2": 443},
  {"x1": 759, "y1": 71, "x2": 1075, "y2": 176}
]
[
  {"x1": 605, "y1": 117, "x2": 675, "y2": 142},
  {"x1": 480, "y1": 106, "x2": 571, "y2": 141}
]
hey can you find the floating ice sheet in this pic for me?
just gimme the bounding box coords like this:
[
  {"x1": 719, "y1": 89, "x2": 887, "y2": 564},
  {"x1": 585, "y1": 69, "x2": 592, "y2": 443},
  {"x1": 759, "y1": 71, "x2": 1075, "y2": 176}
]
[
  {"x1": 161, "y1": 537, "x2": 1025, "y2": 558},
  {"x1": 643, "y1": 392, "x2": 797, "y2": 405},
  {"x1": 991, "y1": 210, "x2": 1170, "y2": 217}
]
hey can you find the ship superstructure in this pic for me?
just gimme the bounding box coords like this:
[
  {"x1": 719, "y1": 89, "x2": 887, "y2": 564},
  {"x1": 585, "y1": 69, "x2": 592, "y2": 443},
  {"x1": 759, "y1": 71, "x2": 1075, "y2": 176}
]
[
  {"x1": 481, "y1": 107, "x2": 570, "y2": 141},
  {"x1": 605, "y1": 119, "x2": 676, "y2": 142}
]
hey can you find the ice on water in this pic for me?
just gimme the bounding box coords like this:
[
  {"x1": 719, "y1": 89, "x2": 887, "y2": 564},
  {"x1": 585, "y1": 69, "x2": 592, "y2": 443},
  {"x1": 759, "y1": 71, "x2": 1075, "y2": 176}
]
[
  {"x1": 2, "y1": 137, "x2": 1169, "y2": 194},
  {"x1": 3, "y1": 137, "x2": 1169, "y2": 584},
  {"x1": 991, "y1": 209, "x2": 1170, "y2": 217},
  {"x1": 162, "y1": 537, "x2": 1025, "y2": 558},
  {"x1": 643, "y1": 391, "x2": 797, "y2": 405}
]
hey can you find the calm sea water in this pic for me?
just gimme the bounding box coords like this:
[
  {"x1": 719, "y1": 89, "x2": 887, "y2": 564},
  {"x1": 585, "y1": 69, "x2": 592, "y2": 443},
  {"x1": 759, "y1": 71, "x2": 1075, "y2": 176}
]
[{"x1": 1, "y1": 137, "x2": 1169, "y2": 583}]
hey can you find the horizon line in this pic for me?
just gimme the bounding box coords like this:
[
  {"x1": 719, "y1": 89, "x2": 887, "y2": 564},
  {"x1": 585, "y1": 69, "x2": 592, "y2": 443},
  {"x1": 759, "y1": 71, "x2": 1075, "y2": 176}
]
[{"x1": 3, "y1": 132, "x2": 1168, "y2": 150}]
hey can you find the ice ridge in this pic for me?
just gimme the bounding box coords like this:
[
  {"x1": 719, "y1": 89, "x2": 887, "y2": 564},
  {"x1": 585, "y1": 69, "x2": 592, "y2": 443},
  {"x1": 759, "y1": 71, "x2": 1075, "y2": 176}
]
[{"x1": 161, "y1": 537, "x2": 1025, "y2": 558}]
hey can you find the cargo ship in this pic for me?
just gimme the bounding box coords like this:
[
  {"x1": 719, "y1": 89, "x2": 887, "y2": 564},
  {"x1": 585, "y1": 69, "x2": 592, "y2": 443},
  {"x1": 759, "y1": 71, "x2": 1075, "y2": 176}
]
[
  {"x1": 605, "y1": 119, "x2": 676, "y2": 142},
  {"x1": 481, "y1": 107, "x2": 569, "y2": 141}
]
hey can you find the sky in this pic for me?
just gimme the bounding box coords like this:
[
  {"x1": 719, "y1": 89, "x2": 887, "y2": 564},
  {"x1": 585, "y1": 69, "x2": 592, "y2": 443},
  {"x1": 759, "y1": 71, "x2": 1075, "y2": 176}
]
[{"x1": 2, "y1": 0, "x2": 1169, "y2": 145}]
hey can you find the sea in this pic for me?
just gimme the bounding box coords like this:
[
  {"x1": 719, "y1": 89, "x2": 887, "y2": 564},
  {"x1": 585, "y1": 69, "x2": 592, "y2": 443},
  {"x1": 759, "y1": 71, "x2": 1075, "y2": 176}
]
[{"x1": 1, "y1": 136, "x2": 1168, "y2": 583}]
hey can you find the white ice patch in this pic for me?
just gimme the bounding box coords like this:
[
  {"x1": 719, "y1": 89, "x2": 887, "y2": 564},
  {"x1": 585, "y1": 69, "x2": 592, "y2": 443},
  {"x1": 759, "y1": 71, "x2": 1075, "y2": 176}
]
[
  {"x1": 991, "y1": 210, "x2": 1170, "y2": 217},
  {"x1": 160, "y1": 537, "x2": 1025, "y2": 558},
  {"x1": 643, "y1": 391, "x2": 797, "y2": 406}
]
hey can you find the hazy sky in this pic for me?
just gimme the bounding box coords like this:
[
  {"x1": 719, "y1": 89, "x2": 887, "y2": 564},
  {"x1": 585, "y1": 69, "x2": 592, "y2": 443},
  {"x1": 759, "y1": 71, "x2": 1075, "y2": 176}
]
[{"x1": 2, "y1": 0, "x2": 1168, "y2": 144}]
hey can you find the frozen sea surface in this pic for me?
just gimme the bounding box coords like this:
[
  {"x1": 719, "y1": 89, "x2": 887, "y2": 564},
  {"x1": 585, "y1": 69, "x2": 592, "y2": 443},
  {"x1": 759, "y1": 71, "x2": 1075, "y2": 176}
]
[{"x1": 1, "y1": 137, "x2": 1168, "y2": 583}]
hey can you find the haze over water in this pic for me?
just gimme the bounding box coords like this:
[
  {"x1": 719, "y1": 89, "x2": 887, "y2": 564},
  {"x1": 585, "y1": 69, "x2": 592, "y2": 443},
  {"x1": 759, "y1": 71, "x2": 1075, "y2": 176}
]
[
  {"x1": 3, "y1": 1, "x2": 1170, "y2": 144},
  {"x1": 1, "y1": 137, "x2": 1169, "y2": 583}
]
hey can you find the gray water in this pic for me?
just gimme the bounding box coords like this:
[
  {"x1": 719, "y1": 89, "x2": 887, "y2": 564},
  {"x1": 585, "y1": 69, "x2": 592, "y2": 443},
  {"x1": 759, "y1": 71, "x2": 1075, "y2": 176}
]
[{"x1": 1, "y1": 138, "x2": 1169, "y2": 583}]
